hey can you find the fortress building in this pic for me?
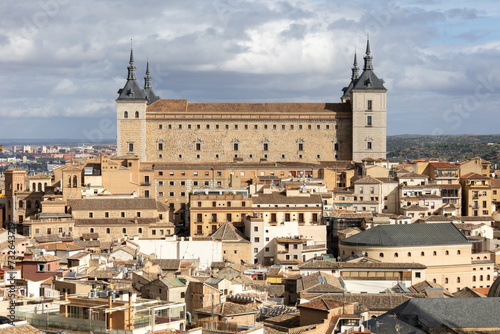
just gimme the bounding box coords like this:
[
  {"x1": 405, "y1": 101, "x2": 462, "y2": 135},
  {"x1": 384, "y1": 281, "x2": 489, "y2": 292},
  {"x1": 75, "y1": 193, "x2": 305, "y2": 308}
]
[{"x1": 116, "y1": 40, "x2": 386, "y2": 163}]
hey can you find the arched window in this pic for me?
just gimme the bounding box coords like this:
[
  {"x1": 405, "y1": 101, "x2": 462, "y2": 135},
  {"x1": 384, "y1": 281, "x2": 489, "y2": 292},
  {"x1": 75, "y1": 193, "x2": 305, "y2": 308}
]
[
  {"x1": 457, "y1": 277, "x2": 461, "y2": 283},
  {"x1": 138, "y1": 228, "x2": 142, "y2": 234},
  {"x1": 457, "y1": 250, "x2": 461, "y2": 255},
  {"x1": 407, "y1": 252, "x2": 411, "y2": 257},
  {"x1": 445, "y1": 250, "x2": 449, "y2": 255},
  {"x1": 433, "y1": 279, "x2": 436, "y2": 283},
  {"x1": 445, "y1": 278, "x2": 448, "y2": 284},
  {"x1": 433, "y1": 251, "x2": 437, "y2": 256},
  {"x1": 480, "y1": 275, "x2": 483, "y2": 281},
  {"x1": 32, "y1": 183, "x2": 36, "y2": 191},
  {"x1": 135, "y1": 111, "x2": 139, "y2": 118},
  {"x1": 73, "y1": 175, "x2": 77, "y2": 188},
  {"x1": 19, "y1": 200, "x2": 23, "y2": 209},
  {"x1": 106, "y1": 228, "x2": 110, "y2": 234},
  {"x1": 421, "y1": 251, "x2": 425, "y2": 256},
  {"x1": 44, "y1": 182, "x2": 47, "y2": 189},
  {"x1": 487, "y1": 275, "x2": 490, "y2": 280},
  {"x1": 124, "y1": 111, "x2": 128, "y2": 118},
  {"x1": 38, "y1": 183, "x2": 42, "y2": 191},
  {"x1": 394, "y1": 253, "x2": 399, "y2": 258},
  {"x1": 379, "y1": 253, "x2": 384, "y2": 258},
  {"x1": 90, "y1": 228, "x2": 94, "y2": 233},
  {"x1": 122, "y1": 228, "x2": 127, "y2": 233}
]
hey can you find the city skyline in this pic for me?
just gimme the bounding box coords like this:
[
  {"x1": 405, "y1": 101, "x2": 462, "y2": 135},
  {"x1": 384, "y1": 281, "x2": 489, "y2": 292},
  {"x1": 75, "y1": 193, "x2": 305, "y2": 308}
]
[{"x1": 1, "y1": 0, "x2": 499, "y2": 140}]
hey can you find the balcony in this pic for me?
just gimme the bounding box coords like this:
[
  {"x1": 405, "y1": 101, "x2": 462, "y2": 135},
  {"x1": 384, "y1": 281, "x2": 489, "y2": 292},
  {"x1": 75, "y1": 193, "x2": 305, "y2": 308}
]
[{"x1": 303, "y1": 243, "x2": 327, "y2": 251}]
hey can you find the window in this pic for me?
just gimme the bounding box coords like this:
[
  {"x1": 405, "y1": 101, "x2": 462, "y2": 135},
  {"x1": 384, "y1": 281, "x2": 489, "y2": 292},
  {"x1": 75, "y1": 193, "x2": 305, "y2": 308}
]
[
  {"x1": 106, "y1": 228, "x2": 110, "y2": 234},
  {"x1": 135, "y1": 111, "x2": 139, "y2": 118},
  {"x1": 195, "y1": 142, "x2": 201, "y2": 151},
  {"x1": 415, "y1": 272, "x2": 421, "y2": 278},
  {"x1": 379, "y1": 253, "x2": 384, "y2": 258},
  {"x1": 457, "y1": 250, "x2": 461, "y2": 255},
  {"x1": 445, "y1": 278, "x2": 448, "y2": 284},
  {"x1": 128, "y1": 142, "x2": 134, "y2": 152},
  {"x1": 281, "y1": 124, "x2": 286, "y2": 130},
  {"x1": 367, "y1": 115, "x2": 372, "y2": 126},
  {"x1": 137, "y1": 212, "x2": 141, "y2": 217},
  {"x1": 421, "y1": 252, "x2": 425, "y2": 256},
  {"x1": 122, "y1": 228, "x2": 127, "y2": 234},
  {"x1": 367, "y1": 141, "x2": 372, "y2": 150},
  {"x1": 105, "y1": 212, "x2": 109, "y2": 218},
  {"x1": 263, "y1": 142, "x2": 269, "y2": 151},
  {"x1": 158, "y1": 142, "x2": 163, "y2": 151},
  {"x1": 433, "y1": 251, "x2": 437, "y2": 256},
  {"x1": 124, "y1": 111, "x2": 128, "y2": 118},
  {"x1": 121, "y1": 212, "x2": 125, "y2": 218},
  {"x1": 254, "y1": 237, "x2": 260, "y2": 242},
  {"x1": 178, "y1": 124, "x2": 182, "y2": 129},
  {"x1": 298, "y1": 141, "x2": 304, "y2": 151},
  {"x1": 272, "y1": 124, "x2": 277, "y2": 130},
  {"x1": 457, "y1": 277, "x2": 461, "y2": 283},
  {"x1": 206, "y1": 124, "x2": 210, "y2": 130},
  {"x1": 89, "y1": 212, "x2": 93, "y2": 218},
  {"x1": 290, "y1": 124, "x2": 294, "y2": 130},
  {"x1": 244, "y1": 124, "x2": 248, "y2": 129},
  {"x1": 367, "y1": 100, "x2": 372, "y2": 110},
  {"x1": 293, "y1": 244, "x2": 298, "y2": 249},
  {"x1": 254, "y1": 248, "x2": 258, "y2": 253},
  {"x1": 233, "y1": 142, "x2": 239, "y2": 151},
  {"x1": 234, "y1": 124, "x2": 238, "y2": 129},
  {"x1": 226, "y1": 213, "x2": 232, "y2": 222},
  {"x1": 254, "y1": 124, "x2": 258, "y2": 129},
  {"x1": 394, "y1": 252, "x2": 399, "y2": 257},
  {"x1": 307, "y1": 124, "x2": 312, "y2": 130}
]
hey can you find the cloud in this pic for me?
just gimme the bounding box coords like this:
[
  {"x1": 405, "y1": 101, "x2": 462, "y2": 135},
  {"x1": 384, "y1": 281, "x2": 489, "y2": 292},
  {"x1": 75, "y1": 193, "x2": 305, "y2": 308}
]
[{"x1": 0, "y1": 0, "x2": 499, "y2": 138}]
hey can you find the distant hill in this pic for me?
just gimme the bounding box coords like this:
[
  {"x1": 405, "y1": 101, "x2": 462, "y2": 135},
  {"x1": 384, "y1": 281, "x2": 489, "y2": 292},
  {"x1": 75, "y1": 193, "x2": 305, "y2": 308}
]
[{"x1": 387, "y1": 134, "x2": 500, "y2": 165}]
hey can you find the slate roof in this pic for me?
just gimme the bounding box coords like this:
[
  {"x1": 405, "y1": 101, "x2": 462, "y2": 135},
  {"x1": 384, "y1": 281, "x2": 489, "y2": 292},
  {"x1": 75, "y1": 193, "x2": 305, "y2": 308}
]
[
  {"x1": 382, "y1": 298, "x2": 500, "y2": 330},
  {"x1": 252, "y1": 193, "x2": 322, "y2": 205},
  {"x1": 341, "y1": 223, "x2": 469, "y2": 247},
  {"x1": 211, "y1": 222, "x2": 248, "y2": 243},
  {"x1": 68, "y1": 198, "x2": 161, "y2": 211}
]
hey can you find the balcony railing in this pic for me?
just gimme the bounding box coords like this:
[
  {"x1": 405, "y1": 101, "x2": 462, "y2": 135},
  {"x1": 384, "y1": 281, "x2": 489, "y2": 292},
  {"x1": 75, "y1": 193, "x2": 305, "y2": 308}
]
[{"x1": 303, "y1": 243, "x2": 327, "y2": 250}]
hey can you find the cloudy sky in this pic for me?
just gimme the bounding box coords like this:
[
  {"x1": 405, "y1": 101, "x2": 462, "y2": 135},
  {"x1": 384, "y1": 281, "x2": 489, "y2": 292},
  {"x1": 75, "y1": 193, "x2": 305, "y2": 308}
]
[{"x1": 1, "y1": 0, "x2": 499, "y2": 142}]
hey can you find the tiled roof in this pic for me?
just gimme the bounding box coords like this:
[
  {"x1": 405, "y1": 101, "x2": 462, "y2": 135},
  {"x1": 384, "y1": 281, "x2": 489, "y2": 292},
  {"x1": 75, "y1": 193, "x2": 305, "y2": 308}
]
[
  {"x1": 398, "y1": 172, "x2": 428, "y2": 179},
  {"x1": 195, "y1": 301, "x2": 258, "y2": 316},
  {"x1": 211, "y1": 222, "x2": 248, "y2": 243},
  {"x1": 297, "y1": 298, "x2": 350, "y2": 311},
  {"x1": 461, "y1": 172, "x2": 490, "y2": 179},
  {"x1": 150, "y1": 259, "x2": 181, "y2": 271},
  {"x1": 82, "y1": 233, "x2": 99, "y2": 240},
  {"x1": 68, "y1": 198, "x2": 161, "y2": 211},
  {"x1": 34, "y1": 235, "x2": 62, "y2": 243},
  {"x1": 0, "y1": 322, "x2": 44, "y2": 334},
  {"x1": 353, "y1": 176, "x2": 382, "y2": 184},
  {"x1": 400, "y1": 205, "x2": 429, "y2": 211},
  {"x1": 28, "y1": 254, "x2": 61, "y2": 262},
  {"x1": 297, "y1": 272, "x2": 344, "y2": 293},
  {"x1": 37, "y1": 243, "x2": 84, "y2": 252},
  {"x1": 67, "y1": 252, "x2": 89, "y2": 260},
  {"x1": 275, "y1": 237, "x2": 304, "y2": 244},
  {"x1": 88, "y1": 268, "x2": 120, "y2": 279},
  {"x1": 430, "y1": 162, "x2": 458, "y2": 169},
  {"x1": 491, "y1": 178, "x2": 500, "y2": 188},
  {"x1": 310, "y1": 293, "x2": 413, "y2": 312},
  {"x1": 148, "y1": 101, "x2": 351, "y2": 114},
  {"x1": 74, "y1": 239, "x2": 100, "y2": 247},
  {"x1": 252, "y1": 193, "x2": 322, "y2": 205},
  {"x1": 298, "y1": 259, "x2": 426, "y2": 270},
  {"x1": 267, "y1": 267, "x2": 282, "y2": 276},
  {"x1": 341, "y1": 223, "x2": 469, "y2": 247}
]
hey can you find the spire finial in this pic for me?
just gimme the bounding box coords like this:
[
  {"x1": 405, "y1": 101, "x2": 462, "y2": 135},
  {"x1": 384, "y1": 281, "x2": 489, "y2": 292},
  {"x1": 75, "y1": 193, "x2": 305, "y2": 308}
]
[
  {"x1": 144, "y1": 58, "x2": 152, "y2": 89},
  {"x1": 351, "y1": 50, "x2": 359, "y2": 80},
  {"x1": 127, "y1": 41, "x2": 137, "y2": 81},
  {"x1": 363, "y1": 38, "x2": 373, "y2": 71}
]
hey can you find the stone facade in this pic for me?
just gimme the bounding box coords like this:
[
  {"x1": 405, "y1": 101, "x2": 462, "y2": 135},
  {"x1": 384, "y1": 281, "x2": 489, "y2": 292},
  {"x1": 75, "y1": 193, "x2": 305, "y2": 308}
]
[{"x1": 116, "y1": 41, "x2": 386, "y2": 164}]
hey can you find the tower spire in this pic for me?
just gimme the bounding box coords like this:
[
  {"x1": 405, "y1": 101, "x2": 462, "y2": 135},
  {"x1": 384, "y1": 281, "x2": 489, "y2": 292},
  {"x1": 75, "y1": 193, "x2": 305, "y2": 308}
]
[
  {"x1": 363, "y1": 38, "x2": 373, "y2": 71},
  {"x1": 351, "y1": 51, "x2": 359, "y2": 80},
  {"x1": 144, "y1": 59, "x2": 152, "y2": 89},
  {"x1": 127, "y1": 41, "x2": 137, "y2": 81}
]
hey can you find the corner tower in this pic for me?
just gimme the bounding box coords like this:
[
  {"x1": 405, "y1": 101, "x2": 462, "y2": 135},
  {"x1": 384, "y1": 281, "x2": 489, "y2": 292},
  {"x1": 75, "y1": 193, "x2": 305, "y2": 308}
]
[
  {"x1": 348, "y1": 40, "x2": 387, "y2": 162},
  {"x1": 116, "y1": 46, "x2": 148, "y2": 160}
]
